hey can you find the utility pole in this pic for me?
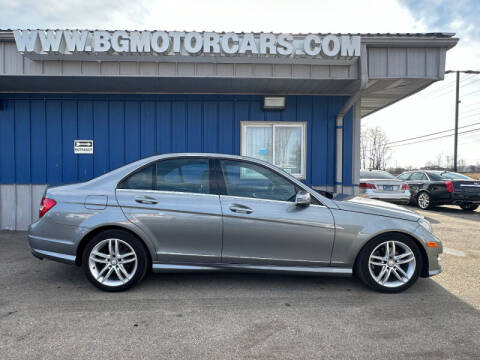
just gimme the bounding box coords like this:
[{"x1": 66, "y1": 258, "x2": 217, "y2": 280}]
[
  {"x1": 445, "y1": 70, "x2": 480, "y2": 172},
  {"x1": 454, "y1": 71, "x2": 459, "y2": 172}
]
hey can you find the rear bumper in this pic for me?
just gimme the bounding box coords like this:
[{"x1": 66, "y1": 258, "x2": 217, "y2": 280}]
[
  {"x1": 28, "y1": 218, "x2": 85, "y2": 265},
  {"x1": 433, "y1": 192, "x2": 480, "y2": 205},
  {"x1": 31, "y1": 247, "x2": 76, "y2": 264},
  {"x1": 360, "y1": 190, "x2": 411, "y2": 204}
]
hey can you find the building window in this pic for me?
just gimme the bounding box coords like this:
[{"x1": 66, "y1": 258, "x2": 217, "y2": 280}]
[{"x1": 241, "y1": 122, "x2": 306, "y2": 179}]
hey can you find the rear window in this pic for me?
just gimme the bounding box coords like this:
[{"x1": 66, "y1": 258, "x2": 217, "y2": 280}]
[
  {"x1": 360, "y1": 171, "x2": 396, "y2": 180},
  {"x1": 397, "y1": 173, "x2": 410, "y2": 181},
  {"x1": 438, "y1": 172, "x2": 473, "y2": 180}
]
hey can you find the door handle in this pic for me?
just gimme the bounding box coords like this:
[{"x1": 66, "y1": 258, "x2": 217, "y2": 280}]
[
  {"x1": 229, "y1": 204, "x2": 253, "y2": 214},
  {"x1": 134, "y1": 195, "x2": 158, "y2": 205}
]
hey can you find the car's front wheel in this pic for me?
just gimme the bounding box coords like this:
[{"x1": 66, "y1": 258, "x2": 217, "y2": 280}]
[
  {"x1": 82, "y1": 229, "x2": 148, "y2": 291},
  {"x1": 356, "y1": 234, "x2": 422, "y2": 293},
  {"x1": 460, "y1": 203, "x2": 478, "y2": 211}
]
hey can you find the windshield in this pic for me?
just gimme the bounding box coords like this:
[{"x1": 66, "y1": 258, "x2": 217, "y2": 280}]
[
  {"x1": 360, "y1": 170, "x2": 396, "y2": 180},
  {"x1": 438, "y1": 172, "x2": 473, "y2": 180}
]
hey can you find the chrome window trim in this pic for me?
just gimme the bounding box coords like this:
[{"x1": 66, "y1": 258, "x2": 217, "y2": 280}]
[
  {"x1": 115, "y1": 154, "x2": 332, "y2": 208},
  {"x1": 116, "y1": 188, "x2": 220, "y2": 198}
]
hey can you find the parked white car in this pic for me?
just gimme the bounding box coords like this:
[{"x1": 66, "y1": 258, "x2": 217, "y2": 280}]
[{"x1": 360, "y1": 170, "x2": 411, "y2": 205}]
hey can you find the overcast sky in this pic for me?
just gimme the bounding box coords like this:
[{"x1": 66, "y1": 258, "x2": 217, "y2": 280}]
[{"x1": 1, "y1": 0, "x2": 479, "y2": 168}]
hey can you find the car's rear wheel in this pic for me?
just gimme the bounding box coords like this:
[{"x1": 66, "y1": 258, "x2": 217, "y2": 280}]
[
  {"x1": 460, "y1": 203, "x2": 478, "y2": 211},
  {"x1": 82, "y1": 229, "x2": 148, "y2": 292},
  {"x1": 416, "y1": 191, "x2": 432, "y2": 210},
  {"x1": 356, "y1": 234, "x2": 422, "y2": 293}
]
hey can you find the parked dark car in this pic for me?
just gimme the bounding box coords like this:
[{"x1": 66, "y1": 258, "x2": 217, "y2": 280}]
[{"x1": 397, "y1": 170, "x2": 480, "y2": 210}]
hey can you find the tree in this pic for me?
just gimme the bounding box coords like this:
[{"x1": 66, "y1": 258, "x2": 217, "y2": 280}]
[{"x1": 360, "y1": 126, "x2": 391, "y2": 170}]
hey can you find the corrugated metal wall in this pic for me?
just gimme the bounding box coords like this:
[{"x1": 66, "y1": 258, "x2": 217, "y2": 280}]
[
  {"x1": 0, "y1": 94, "x2": 352, "y2": 230},
  {"x1": 0, "y1": 94, "x2": 351, "y2": 186}
]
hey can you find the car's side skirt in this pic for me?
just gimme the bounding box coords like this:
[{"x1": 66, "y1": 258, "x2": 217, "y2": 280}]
[{"x1": 151, "y1": 263, "x2": 352, "y2": 276}]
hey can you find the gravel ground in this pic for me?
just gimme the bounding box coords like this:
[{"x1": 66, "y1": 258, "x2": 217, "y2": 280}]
[{"x1": 0, "y1": 205, "x2": 479, "y2": 359}]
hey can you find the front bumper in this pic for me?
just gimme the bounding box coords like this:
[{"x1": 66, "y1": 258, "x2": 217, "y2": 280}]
[{"x1": 413, "y1": 224, "x2": 443, "y2": 277}]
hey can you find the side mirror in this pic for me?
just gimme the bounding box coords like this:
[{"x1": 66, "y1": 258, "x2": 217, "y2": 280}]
[{"x1": 295, "y1": 191, "x2": 311, "y2": 206}]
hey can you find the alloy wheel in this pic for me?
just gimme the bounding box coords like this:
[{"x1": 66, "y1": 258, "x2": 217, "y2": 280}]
[
  {"x1": 368, "y1": 240, "x2": 416, "y2": 288},
  {"x1": 417, "y1": 192, "x2": 430, "y2": 209},
  {"x1": 88, "y1": 238, "x2": 138, "y2": 287}
]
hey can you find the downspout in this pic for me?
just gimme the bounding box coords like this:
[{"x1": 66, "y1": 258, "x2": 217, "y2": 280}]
[{"x1": 335, "y1": 43, "x2": 368, "y2": 194}]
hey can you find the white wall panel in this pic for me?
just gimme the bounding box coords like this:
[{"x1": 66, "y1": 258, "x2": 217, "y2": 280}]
[
  {"x1": 4, "y1": 42, "x2": 23, "y2": 75},
  {"x1": 407, "y1": 48, "x2": 426, "y2": 77},
  {"x1": 387, "y1": 48, "x2": 407, "y2": 77},
  {"x1": 0, "y1": 185, "x2": 16, "y2": 230},
  {"x1": 16, "y1": 185, "x2": 32, "y2": 230},
  {"x1": 139, "y1": 62, "x2": 157, "y2": 76},
  {"x1": 0, "y1": 184, "x2": 47, "y2": 231},
  {"x1": 44, "y1": 60, "x2": 62, "y2": 75},
  {"x1": 82, "y1": 62, "x2": 100, "y2": 75}
]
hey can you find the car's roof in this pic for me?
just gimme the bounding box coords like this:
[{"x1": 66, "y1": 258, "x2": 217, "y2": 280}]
[{"x1": 140, "y1": 152, "x2": 263, "y2": 162}]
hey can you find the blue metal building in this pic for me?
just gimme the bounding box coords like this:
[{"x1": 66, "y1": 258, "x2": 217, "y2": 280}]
[{"x1": 0, "y1": 30, "x2": 457, "y2": 229}]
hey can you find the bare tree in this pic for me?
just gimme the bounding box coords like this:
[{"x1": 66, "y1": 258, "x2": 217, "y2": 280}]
[{"x1": 360, "y1": 126, "x2": 391, "y2": 170}]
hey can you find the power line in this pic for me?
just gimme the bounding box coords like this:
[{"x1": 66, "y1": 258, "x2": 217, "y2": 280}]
[
  {"x1": 445, "y1": 70, "x2": 480, "y2": 171},
  {"x1": 386, "y1": 121, "x2": 480, "y2": 145},
  {"x1": 387, "y1": 128, "x2": 480, "y2": 148},
  {"x1": 462, "y1": 88, "x2": 480, "y2": 98}
]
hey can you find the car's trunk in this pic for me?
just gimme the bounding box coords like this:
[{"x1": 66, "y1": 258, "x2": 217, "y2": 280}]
[
  {"x1": 452, "y1": 179, "x2": 480, "y2": 193},
  {"x1": 362, "y1": 179, "x2": 404, "y2": 193}
]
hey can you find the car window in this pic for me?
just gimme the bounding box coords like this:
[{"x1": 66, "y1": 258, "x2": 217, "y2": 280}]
[
  {"x1": 360, "y1": 171, "x2": 396, "y2": 180},
  {"x1": 397, "y1": 172, "x2": 411, "y2": 181},
  {"x1": 439, "y1": 172, "x2": 473, "y2": 180},
  {"x1": 220, "y1": 160, "x2": 297, "y2": 202},
  {"x1": 426, "y1": 172, "x2": 443, "y2": 181},
  {"x1": 156, "y1": 158, "x2": 210, "y2": 194},
  {"x1": 410, "y1": 172, "x2": 427, "y2": 181},
  {"x1": 118, "y1": 164, "x2": 154, "y2": 190}
]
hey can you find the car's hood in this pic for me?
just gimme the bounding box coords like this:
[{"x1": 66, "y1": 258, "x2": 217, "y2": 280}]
[{"x1": 333, "y1": 195, "x2": 421, "y2": 222}]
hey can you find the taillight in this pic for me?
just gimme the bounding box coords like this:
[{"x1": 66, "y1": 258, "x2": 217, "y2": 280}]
[
  {"x1": 359, "y1": 182, "x2": 376, "y2": 189},
  {"x1": 445, "y1": 181, "x2": 454, "y2": 193},
  {"x1": 401, "y1": 183, "x2": 410, "y2": 190},
  {"x1": 39, "y1": 197, "x2": 56, "y2": 218}
]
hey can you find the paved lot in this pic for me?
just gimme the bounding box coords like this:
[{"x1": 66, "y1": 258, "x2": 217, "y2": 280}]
[{"x1": 0, "y1": 205, "x2": 479, "y2": 359}]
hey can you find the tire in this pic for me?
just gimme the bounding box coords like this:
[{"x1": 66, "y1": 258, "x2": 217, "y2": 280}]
[
  {"x1": 460, "y1": 203, "x2": 479, "y2": 211},
  {"x1": 82, "y1": 229, "x2": 149, "y2": 292},
  {"x1": 416, "y1": 191, "x2": 432, "y2": 210},
  {"x1": 355, "y1": 233, "x2": 423, "y2": 293}
]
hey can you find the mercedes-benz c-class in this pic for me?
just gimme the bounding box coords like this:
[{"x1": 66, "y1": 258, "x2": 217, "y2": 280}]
[{"x1": 28, "y1": 153, "x2": 442, "y2": 293}]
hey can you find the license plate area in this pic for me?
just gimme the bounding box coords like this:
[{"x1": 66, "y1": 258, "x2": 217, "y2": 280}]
[{"x1": 383, "y1": 185, "x2": 395, "y2": 191}]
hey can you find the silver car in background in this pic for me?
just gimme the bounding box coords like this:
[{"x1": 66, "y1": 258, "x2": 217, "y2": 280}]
[
  {"x1": 360, "y1": 170, "x2": 411, "y2": 205},
  {"x1": 28, "y1": 154, "x2": 441, "y2": 293}
]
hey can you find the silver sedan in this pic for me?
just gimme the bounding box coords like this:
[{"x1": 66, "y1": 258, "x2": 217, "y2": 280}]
[
  {"x1": 360, "y1": 170, "x2": 411, "y2": 204},
  {"x1": 28, "y1": 153, "x2": 442, "y2": 293}
]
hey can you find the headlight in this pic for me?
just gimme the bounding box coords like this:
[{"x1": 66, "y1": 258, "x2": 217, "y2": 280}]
[{"x1": 418, "y1": 218, "x2": 433, "y2": 233}]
